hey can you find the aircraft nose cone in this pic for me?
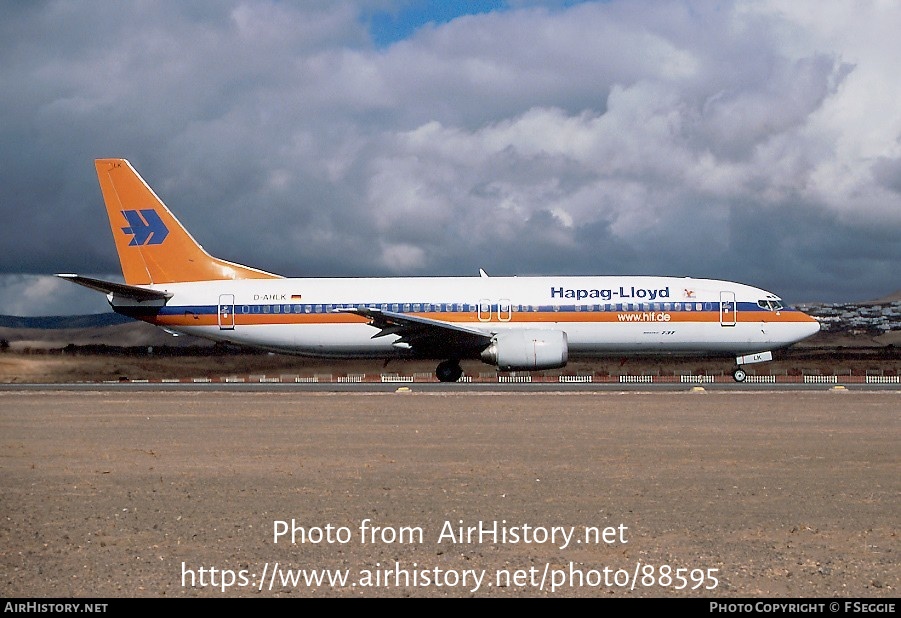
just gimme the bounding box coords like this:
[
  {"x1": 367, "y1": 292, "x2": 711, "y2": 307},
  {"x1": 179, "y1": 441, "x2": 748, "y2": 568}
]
[{"x1": 802, "y1": 316, "x2": 821, "y2": 340}]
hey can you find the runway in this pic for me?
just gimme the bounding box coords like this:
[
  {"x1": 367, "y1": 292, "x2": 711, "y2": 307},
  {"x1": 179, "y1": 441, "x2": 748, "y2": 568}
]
[
  {"x1": 2, "y1": 380, "x2": 900, "y2": 393},
  {"x1": 1, "y1": 388, "x2": 898, "y2": 598}
]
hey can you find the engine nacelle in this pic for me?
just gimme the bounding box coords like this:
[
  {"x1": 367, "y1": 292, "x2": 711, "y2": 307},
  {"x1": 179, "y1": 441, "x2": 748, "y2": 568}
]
[{"x1": 480, "y1": 329, "x2": 568, "y2": 371}]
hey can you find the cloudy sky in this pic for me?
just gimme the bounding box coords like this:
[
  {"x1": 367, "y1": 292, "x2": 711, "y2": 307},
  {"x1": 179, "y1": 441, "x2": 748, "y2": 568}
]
[{"x1": 1, "y1": 0, "x2": 899, "y2": 316}]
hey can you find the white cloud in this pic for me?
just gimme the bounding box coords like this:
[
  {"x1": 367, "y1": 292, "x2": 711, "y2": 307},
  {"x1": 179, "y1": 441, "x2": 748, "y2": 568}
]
[{"x1": 0, "y1": 275, "x2": 114, "y2": 316}]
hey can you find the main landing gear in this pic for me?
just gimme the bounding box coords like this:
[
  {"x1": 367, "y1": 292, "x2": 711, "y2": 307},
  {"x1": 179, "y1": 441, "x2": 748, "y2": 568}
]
[
  {"x1": 436, "y1": 359, "x2": 463, "y2": 383},
  {"x1": 732, "y1": 367, "x2": 747, "y2": 382}
]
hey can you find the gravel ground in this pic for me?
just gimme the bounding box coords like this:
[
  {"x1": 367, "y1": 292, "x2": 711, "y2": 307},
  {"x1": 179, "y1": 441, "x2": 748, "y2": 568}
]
[{"x1": 0, "y1": 389, "x2": 898, "y2": 598}]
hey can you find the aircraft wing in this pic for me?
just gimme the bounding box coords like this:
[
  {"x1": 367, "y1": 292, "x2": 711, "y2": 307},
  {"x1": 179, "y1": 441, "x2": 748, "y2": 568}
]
[
  {"x1": 335, "y1": 307, "x2": 493, "y2": 357},
  {"x1": 56, "y1": 274, "x2": 173, "y2": 302}
]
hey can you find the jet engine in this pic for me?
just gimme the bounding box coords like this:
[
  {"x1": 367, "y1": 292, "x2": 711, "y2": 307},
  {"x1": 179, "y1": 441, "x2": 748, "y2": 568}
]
[{"x1": 480, "y1": 329, "x2": 568, "y2": 371}]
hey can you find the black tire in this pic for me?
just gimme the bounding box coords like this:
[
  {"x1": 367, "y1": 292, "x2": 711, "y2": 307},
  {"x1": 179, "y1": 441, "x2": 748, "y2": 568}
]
[
  {"x1": 733, "y1": 368, "x2": 747, "y2": 382},
  {"x1": 436, "y1": 360, "x2": 463, "y2": 383}
]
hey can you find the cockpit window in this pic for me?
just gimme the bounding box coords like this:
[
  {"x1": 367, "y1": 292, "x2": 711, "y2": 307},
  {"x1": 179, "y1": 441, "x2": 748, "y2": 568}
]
[{"x1": 757, "y1": 299, "x2": 784, "y2": 311}]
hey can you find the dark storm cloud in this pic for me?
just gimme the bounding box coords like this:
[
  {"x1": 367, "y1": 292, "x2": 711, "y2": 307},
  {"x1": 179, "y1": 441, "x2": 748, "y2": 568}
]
[{"x1": 0, "y1": 1, "x2": 899, "y2": 315}]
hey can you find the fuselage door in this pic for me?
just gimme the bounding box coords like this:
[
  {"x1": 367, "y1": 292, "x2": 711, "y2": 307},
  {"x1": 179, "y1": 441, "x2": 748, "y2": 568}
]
[
  {"x1": 478, "y1": 298, "x2": 492, "y2": 322},
  {"x1": 498, "y1": 298, "x2": 512, "y2": 322},
  {"x1": 719, "y1": 291, "x2": 736, "y2": 327},
  {"x1": 219, "y1": 294, "x2": 235, "y2": 330}
]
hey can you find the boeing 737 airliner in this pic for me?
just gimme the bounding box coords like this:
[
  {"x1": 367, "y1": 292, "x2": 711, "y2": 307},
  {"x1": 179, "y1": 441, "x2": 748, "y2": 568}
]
[{"x1": 59, "y1": 159, "x2": 821, "y2": 382}]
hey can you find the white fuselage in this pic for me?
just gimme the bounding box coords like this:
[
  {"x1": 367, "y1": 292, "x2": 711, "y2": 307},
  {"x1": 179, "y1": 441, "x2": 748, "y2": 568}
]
[{"x1": 111, "y1": 275, "x2": 821, "y2": 360}]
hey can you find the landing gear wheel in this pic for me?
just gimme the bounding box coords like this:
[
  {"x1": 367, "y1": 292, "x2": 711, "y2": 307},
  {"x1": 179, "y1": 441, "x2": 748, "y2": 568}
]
[
  {"x1": 436, "y1": 360, "x2": 463, "y2": 383},
  {"x1": 733, "y1": 368, "x2": 747, "y2": 383}
]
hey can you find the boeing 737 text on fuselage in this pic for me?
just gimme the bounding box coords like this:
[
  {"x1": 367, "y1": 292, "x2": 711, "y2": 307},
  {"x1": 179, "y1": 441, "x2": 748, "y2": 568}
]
[{"x1": 59, "y1": 159, "x2": 821, "y2": 382}]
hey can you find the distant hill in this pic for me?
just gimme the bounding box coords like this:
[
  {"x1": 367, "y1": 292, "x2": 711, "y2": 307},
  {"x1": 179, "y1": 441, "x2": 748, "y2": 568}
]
[
  {"x1": 869, "y1": 290, "x2": 901, "y2": 304},
  {"x1": 0, "y1": 314, "x2": 212, "y2": 350},
  {"x1": 0, "y1": 313, "x2": 132, "y2": 329}
]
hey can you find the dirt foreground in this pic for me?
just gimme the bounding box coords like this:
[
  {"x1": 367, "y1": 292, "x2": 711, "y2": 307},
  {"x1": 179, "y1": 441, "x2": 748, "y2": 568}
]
[{"x1": 0, "y1": 389, "x2": 898, "y2": 598}]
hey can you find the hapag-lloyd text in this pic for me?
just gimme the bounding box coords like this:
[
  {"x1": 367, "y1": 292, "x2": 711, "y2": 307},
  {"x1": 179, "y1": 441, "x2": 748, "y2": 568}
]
[{"x1": 551, "y1": 286, "x2": 671, "y2": 301}]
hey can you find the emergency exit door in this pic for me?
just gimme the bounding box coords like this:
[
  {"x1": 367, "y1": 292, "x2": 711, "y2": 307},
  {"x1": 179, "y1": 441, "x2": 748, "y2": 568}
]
[{"x1": 218, "y1": 294, "x2": 235, "y2": 330}]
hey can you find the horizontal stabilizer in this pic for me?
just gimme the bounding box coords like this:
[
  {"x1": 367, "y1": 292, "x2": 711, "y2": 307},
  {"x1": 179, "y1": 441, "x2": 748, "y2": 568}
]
[{"x1": 56, "y1": 274, "x2": 173, "y2": 302}]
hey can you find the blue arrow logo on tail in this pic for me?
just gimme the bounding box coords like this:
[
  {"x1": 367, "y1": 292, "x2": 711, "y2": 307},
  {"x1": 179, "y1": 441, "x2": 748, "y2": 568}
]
[{"x1": 121, "y1": 209, "x2": 169, "y2": 246}]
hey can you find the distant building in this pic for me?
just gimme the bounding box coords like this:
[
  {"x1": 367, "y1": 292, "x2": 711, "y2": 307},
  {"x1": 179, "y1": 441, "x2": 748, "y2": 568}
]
[{"x1": 800, "y1": 299, "x2": 901, "y2": 333}]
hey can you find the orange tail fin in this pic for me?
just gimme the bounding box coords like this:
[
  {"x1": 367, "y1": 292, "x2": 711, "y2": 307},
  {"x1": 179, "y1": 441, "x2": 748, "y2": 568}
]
[{"x1": 95, "y1": 159, "x2": 281, "y2": 284}]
